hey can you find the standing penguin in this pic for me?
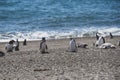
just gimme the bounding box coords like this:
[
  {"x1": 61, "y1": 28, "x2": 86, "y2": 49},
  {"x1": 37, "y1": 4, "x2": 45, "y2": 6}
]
[
  {"x1": 68, "y1": 38, "x2": 77, "y2": 52},
  {"x1": 14, "y1": 39, "x2": 19, "y2": 51},
  {"x1": 23, "y1": 39, "x2": 27, "y2": 46},
  {"x1": 40, "y1": 37, "x2": 48, "y2": 53},
  {"x1": 110, "y1": 32, "x2": 113, "y2": 39},
  {"x1": 118, "y1": 41, "x2": 120, "y2": 46},
  {"x1": 96, "y1": 32, "x2": 99, "y2": 40},
  {"x1": 95, "y1": 36, "x2": 105, "y2": 47}
]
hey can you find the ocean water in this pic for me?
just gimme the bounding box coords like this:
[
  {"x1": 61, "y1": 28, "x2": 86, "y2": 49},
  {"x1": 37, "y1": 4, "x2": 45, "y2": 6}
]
[{"x1": 0, "y1": 0, "x2": 120, "y2": 41}]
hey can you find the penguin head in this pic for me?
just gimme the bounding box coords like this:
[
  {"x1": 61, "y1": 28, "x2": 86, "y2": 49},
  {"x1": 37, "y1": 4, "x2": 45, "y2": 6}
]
[{"x1": 42, "y1": 37, "x2": 46, "y2": 42}]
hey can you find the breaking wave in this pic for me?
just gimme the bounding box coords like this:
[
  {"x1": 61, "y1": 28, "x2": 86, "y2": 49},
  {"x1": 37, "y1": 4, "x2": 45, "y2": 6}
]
[{"x1": 0, "y1": 27, "x2": 120, "y2": 42}]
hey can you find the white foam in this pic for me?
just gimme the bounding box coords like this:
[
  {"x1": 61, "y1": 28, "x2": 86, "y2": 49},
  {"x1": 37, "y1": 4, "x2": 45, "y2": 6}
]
[{"x1": 0, "y1": 26, "x2": 120, "y2": 42}]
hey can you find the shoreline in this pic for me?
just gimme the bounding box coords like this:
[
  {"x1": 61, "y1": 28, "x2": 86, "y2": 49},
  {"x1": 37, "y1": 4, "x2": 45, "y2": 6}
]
[{"x1": 0, "y1": 35, "x2": 120, "y2": 42}]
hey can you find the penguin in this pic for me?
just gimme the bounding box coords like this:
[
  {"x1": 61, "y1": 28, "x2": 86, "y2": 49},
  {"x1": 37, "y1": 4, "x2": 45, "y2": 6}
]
[
  {"x1": 95, "y1": 36, "x2": 105, "y2": 47},
  {"x1": 23, "y1": 39, "x2": 27, "y2": 45},
  {"x1": 40, "y1": 37, "x2": 48, "y2": 53},
  {"x1": 5, "y1": 40, "x2": 14, "y2": 52},
  {"x1": 99, "y1": 43, "x2": 116, "y2": 49},
  {"x1": 118, "y1": 41, "x2": 120, "y2": 46},
  {"x1": 78, "y1": 43, "x2": 88, "y2": 48},
  {"x1": 96, "y1": 32, "x2": 99, "y2": 40},
  {"x1": 14, "y1": 39, "x2": 19, "y2": 51},
  {"x1": 110, "y1": 32, "x2": 113, "y2": 39},
  {"x1": 68, "y1": 38, "x2": 77, "y2": 52},
  {"x1": 0, "y1": 51, "x2": 5, "y2": 57}
]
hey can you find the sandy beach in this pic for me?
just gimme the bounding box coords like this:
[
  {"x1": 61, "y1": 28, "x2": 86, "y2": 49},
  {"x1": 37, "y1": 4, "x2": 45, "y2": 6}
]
[{"x1": 0, "y1": 36, "x2": 120, "y2": 80}]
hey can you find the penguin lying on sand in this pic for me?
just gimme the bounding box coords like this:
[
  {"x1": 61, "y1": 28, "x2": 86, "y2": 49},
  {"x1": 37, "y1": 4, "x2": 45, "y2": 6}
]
[
  {"x1": 99, "y1": 43, "x2": 116, "y2": 49},
  {"x1": 78, "y1": 43, "x2": 88, "y2": 48}
]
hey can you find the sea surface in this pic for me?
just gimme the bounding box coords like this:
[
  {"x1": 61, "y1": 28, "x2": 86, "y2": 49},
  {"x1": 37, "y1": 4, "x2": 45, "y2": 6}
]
[{"x1": 0, "y1": 0, "x2": 120, "y2": 41}]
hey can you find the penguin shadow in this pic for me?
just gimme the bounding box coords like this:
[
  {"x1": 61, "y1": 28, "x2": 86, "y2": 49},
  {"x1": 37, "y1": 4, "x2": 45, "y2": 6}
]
[
  {"x1": 0, "y1": 51, "x2": 5, "y2": 57},
  {"x1": 39, "y1": 50, "x2": 49, "y2": 54},
  {"x1": 41, "y1": 52, "x2": 49, "y2": 54}
]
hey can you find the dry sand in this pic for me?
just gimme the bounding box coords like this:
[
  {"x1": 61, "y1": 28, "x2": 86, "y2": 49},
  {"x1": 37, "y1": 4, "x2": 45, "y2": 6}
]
[{"x1": 0, "y1": 36, "x2": 120, "y2": 80}]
